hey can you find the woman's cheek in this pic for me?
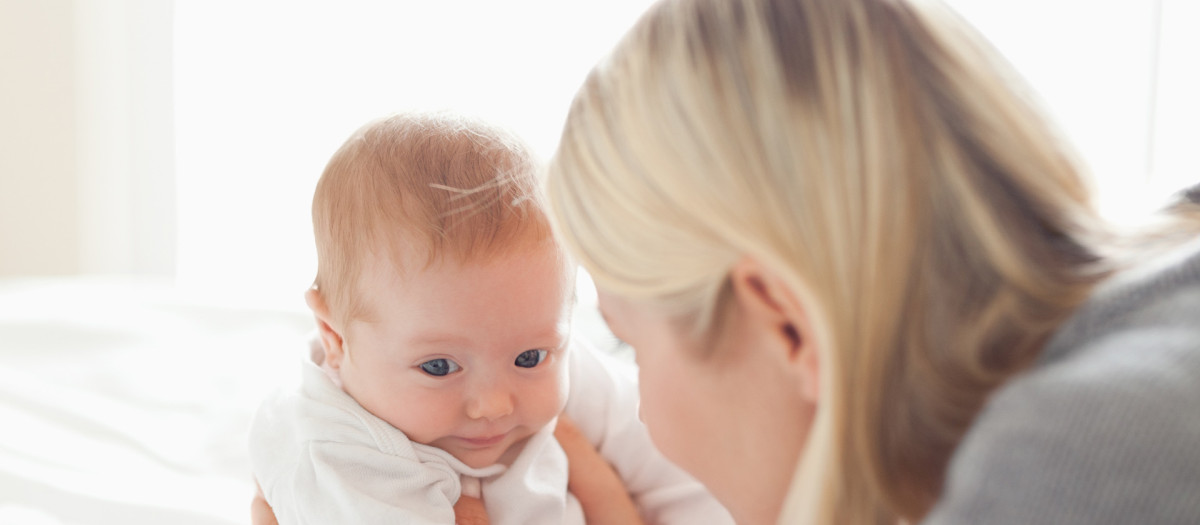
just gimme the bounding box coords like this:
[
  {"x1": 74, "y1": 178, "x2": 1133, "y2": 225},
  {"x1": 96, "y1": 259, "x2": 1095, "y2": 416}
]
[{"x1": 637, "y1": 365, "x2": 678, "y2": 451}]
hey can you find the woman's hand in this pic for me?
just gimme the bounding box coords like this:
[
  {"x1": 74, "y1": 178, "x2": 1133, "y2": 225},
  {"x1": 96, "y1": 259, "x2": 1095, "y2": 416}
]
[
  {"x1": 555, "y1": 415, "x2": 646, "y2": 525},
  {"x1": 250, "y1": 481, "x2": 279, "y2": 525},
  {"x1": 453, "y1": 495, "x2": 489, "y2": 525}
]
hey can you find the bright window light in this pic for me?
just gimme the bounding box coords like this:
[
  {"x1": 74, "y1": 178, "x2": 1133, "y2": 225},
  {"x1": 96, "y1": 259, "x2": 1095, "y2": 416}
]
[{"x1": 943, "y1": 0, "x2": 1166, "y2": 221}]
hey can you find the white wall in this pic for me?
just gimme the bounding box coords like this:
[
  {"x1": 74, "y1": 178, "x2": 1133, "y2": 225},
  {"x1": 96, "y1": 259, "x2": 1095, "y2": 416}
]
[
  {"x1": 75, "y1": 0, "x2": 176, "y2": 276},
  {"x1": 0, "y1": 0, "x2": 79, "y2": 275},
  {"x1": 1151, "y1": 0, "x2": 1200, "y2": 197},
  {"x1": 0, "y1": 0, "x2": 174, "y2": 277}
]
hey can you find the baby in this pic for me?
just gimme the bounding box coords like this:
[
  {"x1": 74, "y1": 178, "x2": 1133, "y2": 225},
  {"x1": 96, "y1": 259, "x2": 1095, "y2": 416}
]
[{"x1": 248, "y1": 112, "x2": 733, "y2": 524}]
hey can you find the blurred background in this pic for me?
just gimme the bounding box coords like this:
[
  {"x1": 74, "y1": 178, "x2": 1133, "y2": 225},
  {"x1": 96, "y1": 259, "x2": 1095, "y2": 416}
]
[
  {"x1": 1, "y1": 0, "x2": 1197, "y2": 306},
  {"x1": 0, "y1": 1, "x2": 1197, "y2": 524}
]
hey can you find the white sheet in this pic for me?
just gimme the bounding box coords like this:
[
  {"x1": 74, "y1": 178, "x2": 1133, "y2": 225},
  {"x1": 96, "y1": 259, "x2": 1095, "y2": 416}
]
[{"x1": 0, "y1": 277, "x2": 313, "y2": 524}]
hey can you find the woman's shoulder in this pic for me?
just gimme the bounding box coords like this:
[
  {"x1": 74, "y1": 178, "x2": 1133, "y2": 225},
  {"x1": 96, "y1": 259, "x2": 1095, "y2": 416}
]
[
  {"x1": 1028, "y1": 235, "x2": 1200, "y2": 409},
  {"x1": 1040, "y1": 235, "x2": 1200, "y2": 364},
  {"x1": 926, "y1": 344, "x2": 1200, "y2": 524},
  {"x1": 924, "y1": 237, "x2": 1200, "y2": 524}
]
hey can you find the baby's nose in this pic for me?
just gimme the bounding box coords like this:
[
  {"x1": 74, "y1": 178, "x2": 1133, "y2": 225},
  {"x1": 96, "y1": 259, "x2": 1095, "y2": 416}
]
[{"x1": 466, "y1": 383, "x2": 515, "y2": 421}]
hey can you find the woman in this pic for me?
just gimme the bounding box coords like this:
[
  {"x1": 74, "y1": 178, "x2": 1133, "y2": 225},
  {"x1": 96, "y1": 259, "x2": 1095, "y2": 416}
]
[{"x1": 545, "y1": 0, "x2": 1200, "y2": 523}]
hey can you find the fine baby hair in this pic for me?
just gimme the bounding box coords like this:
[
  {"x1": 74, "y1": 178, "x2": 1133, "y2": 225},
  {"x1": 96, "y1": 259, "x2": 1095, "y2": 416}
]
[{"x1": 310, "y1": 112, "x2": 552, "y2": 324}]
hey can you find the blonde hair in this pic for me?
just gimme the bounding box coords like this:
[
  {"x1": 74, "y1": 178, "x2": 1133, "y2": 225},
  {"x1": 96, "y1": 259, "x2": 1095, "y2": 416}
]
[
  {"x1": 546, "y1": 0, "x2": 1198, "y2": 522},
  {"x1": 313, "y1": 112, "x2": 551, "y2": 324}
]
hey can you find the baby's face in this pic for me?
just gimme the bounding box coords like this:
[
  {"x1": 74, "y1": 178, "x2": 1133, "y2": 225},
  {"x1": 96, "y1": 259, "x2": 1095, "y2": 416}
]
[{"x1": 337, "y1": 245, "x2": 572, "y2": 468}]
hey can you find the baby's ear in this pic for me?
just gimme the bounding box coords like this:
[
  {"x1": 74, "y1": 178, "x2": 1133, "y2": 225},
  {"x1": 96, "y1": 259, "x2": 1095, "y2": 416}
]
[{"x1": 305, "y1": 287, "x2": 346, "y2": 370}]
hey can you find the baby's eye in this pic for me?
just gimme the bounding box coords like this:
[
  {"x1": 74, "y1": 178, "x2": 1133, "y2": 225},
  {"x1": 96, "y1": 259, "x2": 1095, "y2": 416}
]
[
  {"x1": 514, "y1": 349, "x2": 547, "y2": 368},
  {"x1": 418, "y1": 358, "x2": 461, "y2": 377}
]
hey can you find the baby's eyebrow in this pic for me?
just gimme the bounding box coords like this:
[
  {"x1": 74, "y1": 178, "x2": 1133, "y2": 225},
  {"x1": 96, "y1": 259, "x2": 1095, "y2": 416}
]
[
  {"x1": 531, "y1": 328, "x2": 570, "y2": 348},
  {"x1": 407, "y1": 333, "x2": 471, "y2": 347}
]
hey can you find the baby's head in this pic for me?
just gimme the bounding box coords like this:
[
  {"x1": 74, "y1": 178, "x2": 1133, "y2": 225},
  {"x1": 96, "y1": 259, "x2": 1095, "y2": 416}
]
[{"x1": 306, "y1": 112, "x2": 573, "y2": 468}]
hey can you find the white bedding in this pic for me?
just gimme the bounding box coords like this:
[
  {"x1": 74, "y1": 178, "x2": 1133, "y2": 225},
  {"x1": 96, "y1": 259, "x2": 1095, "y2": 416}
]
[
  {"x1": 0, "y1": 278, "x2": 315, "y2": 524},
  {"x1": 0, "y1": 276, "x2": 624, "y2": 524}
]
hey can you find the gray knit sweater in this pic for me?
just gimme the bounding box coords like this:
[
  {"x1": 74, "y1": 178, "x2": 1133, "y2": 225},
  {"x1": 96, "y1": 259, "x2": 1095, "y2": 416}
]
[{"x1": 923, "y1": 237, "x2": 1200, "y2": 524}]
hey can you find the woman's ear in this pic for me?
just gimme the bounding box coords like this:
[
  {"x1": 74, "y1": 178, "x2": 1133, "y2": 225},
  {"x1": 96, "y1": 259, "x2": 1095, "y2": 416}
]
[
  {"x1": 305, "y1": 286, "x2": 347, "y2": 370},
  {"x1": 729, "y1": 257, "x2": 820, "y2": 403}
]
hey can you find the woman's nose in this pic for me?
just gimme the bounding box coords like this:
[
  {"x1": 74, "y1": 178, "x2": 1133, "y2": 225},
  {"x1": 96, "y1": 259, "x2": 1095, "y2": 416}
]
[{"x1": 466, "y1": 382, "x2": 515, "y2": 421}]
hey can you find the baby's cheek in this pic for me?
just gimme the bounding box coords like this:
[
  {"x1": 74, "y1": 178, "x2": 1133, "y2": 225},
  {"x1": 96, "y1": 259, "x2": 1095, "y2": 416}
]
[
  {"x1": 388, "y1": 389, "x2": 459, "y2": 444},
  {"x1": 531, "y1": 363, "x2": 570, "y2": 427},
  {"x1": 556, "y1": 358, "x2": 571, "y2": 409}
]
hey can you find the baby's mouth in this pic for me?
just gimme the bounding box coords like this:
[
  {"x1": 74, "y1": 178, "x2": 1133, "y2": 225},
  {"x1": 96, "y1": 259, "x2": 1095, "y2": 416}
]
[{"x1": 458, "y1": 432, "x2": 509, "y2": 448}]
